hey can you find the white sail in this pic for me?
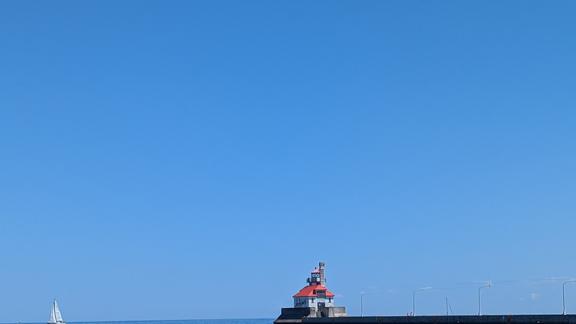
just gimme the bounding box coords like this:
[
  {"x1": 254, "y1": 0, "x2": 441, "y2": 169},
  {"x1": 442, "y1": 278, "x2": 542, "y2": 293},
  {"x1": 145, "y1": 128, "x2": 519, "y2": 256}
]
[
  {"x1": 48, "y1": 303, "x2": 57, "y2": 324},
  {"x1": 48, "y1": 300, "x2": 65, "y2": 324},
  {"x1": 54, "y1": 300, "x2": 64, "y2": 323}
]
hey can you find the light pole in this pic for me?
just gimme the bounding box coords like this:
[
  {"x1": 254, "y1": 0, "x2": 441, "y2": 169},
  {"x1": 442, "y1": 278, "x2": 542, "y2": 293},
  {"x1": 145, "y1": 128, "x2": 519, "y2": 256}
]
[
  {"x1": 412, "y1": 287, "x2": 432, "y2": 316},
  {"x1": 562, "y1": 280, "x2": 576, "y2": 315},
  {"x1": 360, "y1": 293, "x2": 364, "y2": 317},
  {"x1": 478, "y1": 281, "x2": 492, "y2": 316}
]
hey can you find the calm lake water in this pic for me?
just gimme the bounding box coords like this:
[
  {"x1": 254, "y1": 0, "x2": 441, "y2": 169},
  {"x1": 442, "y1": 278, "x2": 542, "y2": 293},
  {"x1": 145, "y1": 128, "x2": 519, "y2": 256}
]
[{"x1": 17, "y1": 320, "x2": 273, "y2": 324}]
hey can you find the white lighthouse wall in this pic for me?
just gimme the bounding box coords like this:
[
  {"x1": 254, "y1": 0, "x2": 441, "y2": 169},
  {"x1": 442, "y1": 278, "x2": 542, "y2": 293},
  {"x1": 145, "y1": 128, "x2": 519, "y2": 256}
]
[{"x1": 293, "y1": 297, "x2": 335, "y2": 309}]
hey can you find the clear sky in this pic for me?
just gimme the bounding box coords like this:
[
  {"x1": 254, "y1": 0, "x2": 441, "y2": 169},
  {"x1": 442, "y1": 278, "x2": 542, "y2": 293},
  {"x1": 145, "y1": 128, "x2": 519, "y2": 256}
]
[{"x1": 1, "y1": 0, "x2": 576, "y2": 322}]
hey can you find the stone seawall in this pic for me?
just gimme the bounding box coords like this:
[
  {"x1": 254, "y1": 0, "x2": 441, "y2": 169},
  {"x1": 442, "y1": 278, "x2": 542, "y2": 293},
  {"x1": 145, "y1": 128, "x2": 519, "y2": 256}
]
[{"x1": 303, "y1": 315, "x2": 576, "y2": 324}]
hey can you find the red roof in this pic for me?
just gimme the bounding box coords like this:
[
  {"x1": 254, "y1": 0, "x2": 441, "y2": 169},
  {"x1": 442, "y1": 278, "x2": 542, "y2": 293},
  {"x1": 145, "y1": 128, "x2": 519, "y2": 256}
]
[{"x1": 293, "y1": 284, "x2": 335, "y2": 298}]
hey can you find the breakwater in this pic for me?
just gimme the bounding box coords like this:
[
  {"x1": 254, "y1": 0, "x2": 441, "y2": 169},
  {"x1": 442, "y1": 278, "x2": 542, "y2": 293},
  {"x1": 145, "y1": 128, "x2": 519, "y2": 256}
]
[{"x1": 302, "y1": 315, "x2": 576, "y2": 324}]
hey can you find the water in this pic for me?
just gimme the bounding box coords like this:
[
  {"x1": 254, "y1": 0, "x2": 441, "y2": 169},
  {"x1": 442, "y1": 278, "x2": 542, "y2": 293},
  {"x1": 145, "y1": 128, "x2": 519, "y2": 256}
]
[{"x1": 14, "y1": 320, "x2": 273, "y2": 324}]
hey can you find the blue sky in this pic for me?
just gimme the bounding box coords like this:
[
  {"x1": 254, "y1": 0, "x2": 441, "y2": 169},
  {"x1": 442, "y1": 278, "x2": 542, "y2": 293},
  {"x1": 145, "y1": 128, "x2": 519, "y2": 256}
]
[{"x1": 1, "y1": 0, "x2": 576, "y2": 322}]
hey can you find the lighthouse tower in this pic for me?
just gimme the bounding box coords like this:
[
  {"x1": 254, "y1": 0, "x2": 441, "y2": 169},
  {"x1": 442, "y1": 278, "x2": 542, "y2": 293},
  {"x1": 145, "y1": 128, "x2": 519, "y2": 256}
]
[
  {"x1": 293, "y1": 262, "x2": 336, "y2": 309},
  {"x1": 275, "y1": 262, "x2": 347, "y2": 323}
]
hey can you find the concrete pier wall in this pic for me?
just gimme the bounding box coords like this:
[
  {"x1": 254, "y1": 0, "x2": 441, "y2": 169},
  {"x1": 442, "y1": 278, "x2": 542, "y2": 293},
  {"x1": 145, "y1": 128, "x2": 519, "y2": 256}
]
[{"x1": 303, "y1": 315, "x2": 576, "y2": 324}]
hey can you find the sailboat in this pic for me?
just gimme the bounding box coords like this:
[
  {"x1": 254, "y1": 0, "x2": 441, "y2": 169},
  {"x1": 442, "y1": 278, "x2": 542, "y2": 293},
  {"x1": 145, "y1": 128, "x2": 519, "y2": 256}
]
[{"x1": 48, "y1": 300, "x2": 65, "y2": 324}]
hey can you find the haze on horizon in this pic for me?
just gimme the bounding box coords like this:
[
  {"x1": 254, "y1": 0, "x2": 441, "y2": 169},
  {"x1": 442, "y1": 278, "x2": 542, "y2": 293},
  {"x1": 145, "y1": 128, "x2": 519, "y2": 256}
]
[{"x1": 1, "y1": 1, "x2": 576, "y2": 322}]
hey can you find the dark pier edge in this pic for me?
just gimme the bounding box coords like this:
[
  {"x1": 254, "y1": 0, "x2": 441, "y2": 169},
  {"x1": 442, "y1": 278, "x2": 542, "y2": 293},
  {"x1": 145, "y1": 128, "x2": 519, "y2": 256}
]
[{"x1": 276, "y1": 314, "x2": 576, "y2": 324}]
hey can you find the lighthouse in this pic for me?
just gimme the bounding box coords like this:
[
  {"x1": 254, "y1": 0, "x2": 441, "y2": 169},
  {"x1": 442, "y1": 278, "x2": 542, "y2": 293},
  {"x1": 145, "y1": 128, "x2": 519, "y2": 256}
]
[
  {"x1": 293, "y1": 262, "x2": 336, "y2": 308},
  {"x1": 275, "y1": 262, "x2": 347, "y2": 323}
]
